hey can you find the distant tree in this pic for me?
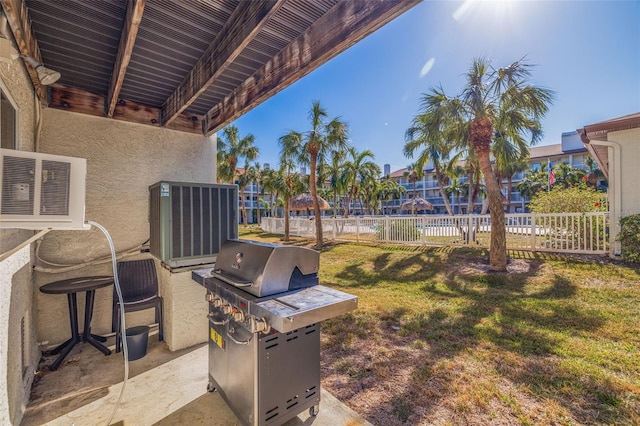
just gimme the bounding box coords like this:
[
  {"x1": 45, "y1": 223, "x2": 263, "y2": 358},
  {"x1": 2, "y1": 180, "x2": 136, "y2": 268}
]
[
  {"x1": 319, "y1": 150, "x2": 348, "y2": 218},
  {"x1": 584, "y1": 156, "x2": 606, "y2": 190},
  {"x1": 279, "y1": 101, "x2": 349, "y2": 248},
  {"x1": 342, "y1": 147, "x2": 379, "y2": 217},
  {"x1": 237, "y1": 164, "x2": 252, "y2": 227},
  {"x1": 216, "y1": 125, "x2": 259, "y2": 184},
  {"x1": 377, "y1": 178, "x2": 406, "y2": 215},
  {"x1": 403, "y1": 163, "x2": 425, "y2": 216},
  {"x1": 404, "y1": 100, "x2": 458, "y2": 216}
]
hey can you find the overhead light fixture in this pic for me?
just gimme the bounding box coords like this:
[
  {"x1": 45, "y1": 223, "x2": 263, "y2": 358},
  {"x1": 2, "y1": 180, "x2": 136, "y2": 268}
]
[{"x1": 20, "y1": 54, "x2": 61, "y2": 85}]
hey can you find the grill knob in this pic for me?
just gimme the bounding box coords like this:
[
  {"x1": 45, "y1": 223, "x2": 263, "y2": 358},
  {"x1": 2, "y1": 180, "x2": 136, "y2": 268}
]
[
  {"x1": 221, "y1": 304, "x2": 233, "y2": 315},
  {"x1": 250, "y1": 317, "x2": 271, "y2": 334},
  {"x1": 232, "y1": 310, "x2": 245, "y2": 322}
]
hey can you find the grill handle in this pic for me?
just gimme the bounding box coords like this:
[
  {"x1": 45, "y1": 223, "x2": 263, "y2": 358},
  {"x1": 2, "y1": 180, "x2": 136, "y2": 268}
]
[
  {"x1": 227, "y1": 326, "x2": 251, "y2": 345},
  {"x1": 207, "y1": 312, "x2": 229, "y2": 326},
  {"x1": 212, "y1": 270, "x2": 253, "y2": 288}
]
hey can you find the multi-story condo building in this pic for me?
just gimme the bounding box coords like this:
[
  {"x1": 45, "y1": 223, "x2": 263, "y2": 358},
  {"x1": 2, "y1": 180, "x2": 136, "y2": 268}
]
[{"x1": 384, "y1": 130, "x2": 596, "y2": 215}]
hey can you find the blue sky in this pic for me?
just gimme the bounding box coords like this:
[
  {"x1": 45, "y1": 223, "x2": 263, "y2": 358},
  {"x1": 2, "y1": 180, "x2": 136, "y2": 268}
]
[{"x1": 230, "y1": 0, "x2": 640, "y2": 174}]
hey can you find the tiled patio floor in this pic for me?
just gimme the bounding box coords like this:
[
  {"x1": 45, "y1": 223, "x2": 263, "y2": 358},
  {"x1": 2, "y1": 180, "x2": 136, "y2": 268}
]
[{"x1": 22, "y1": 333, "x2": 370, "y2": 426}]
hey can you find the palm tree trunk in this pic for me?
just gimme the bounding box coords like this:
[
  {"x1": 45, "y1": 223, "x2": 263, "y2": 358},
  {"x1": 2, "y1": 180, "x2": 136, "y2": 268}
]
[
  {"x1": 343, "y1": 195, "x2": 351, "y2": 218},
  {"x1": 477, "y1": 151, "x2": 507, "y2": 271},
  {"x1": 256, "y1": 183, "x2": 261, "y2": 225},
  {"x1": 434, "y1": 166, "x2": 455, "y2": 216},
  {"x1": 467, "y1": 168, "x2": 475, "y2": 214},
  {"x1": 283, "y1": 198, "x2": 290, "y2": 241},
  {"x1": 506, "y1": 176, "x2": 513, "y2": 212},
  {"x1": 240, "y1": 186, "x2": 248, "y2": 226},
  {"x1": 310, "y1": 154, "x2": 323, "y2": 248}
]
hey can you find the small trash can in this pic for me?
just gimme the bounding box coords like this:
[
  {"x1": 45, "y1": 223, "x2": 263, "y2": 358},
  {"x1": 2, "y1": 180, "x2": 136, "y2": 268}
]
[{"x1": 125, "y1": 325, "x2": 150, "y2": 361}]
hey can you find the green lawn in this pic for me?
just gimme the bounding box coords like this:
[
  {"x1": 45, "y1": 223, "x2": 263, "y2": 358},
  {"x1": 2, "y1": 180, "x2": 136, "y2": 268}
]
[{"x1": 239, "y1": 226, "x2": 640, "y2": 425}]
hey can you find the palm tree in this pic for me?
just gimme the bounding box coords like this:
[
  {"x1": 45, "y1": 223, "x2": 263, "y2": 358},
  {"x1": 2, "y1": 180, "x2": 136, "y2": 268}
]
[
  {"x1": 404, "y1": 96, "x2": 460, "y2": 216},
  {"x1": 517, "y1": 164, "x2": 549, "y2": 200},
  {"x1": 553, "y1": 162, "x2": 586, "y2": 188},
  {"x1": 412, "y1": 57, "x2": 553, "y2": 271},
  {"x1": 236, "y1": 165, "x2": 252, "y2": 226},
  {"x1": 279, "y1": 101, "x2": 349, "y2": 248},
  {"x1": 378, "y1": 177, "x2": 406, "y2": 215},
  {"x1": 584, "y1": 156, "x2": 605, "y2": 190},
  {"x1": 403, "y1": 163, "x2": 424, "y2": 216},
  {"x1": 359, "y1": 165, "x2": 382, "y2": 214},
  {"x1": 243, "y1": 163, "x2": 261, "y2": 225},
  {"x1": 260, "y1": 167, "x2": 279, "y2": 218},
  {"x1": 342, "y1": 147, "x2": 378, "y2": 217},
  {"x1": 250, "y1": 162, "x2": 263, "y2": 225},
  {"x1": 216, "y1": 125, "x2": 259, "y2": 184},
  {"x1": 278, "y1": 134, "x2": 301, "y2": 242},
  {"x1": 445, "y1": 172, "x2": 465, "y2": 214},
  {"x1": 319, "y1": 150, "x2": 348, "y2": 218}
]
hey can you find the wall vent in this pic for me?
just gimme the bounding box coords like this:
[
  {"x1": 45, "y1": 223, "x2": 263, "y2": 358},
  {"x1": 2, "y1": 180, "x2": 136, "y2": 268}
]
[
  {"x1": 149, "y1": 181, "x2": 238, "y2": 268},
  {"x1": 0, "y1": 149, "x2": 87, "y2": 229}
]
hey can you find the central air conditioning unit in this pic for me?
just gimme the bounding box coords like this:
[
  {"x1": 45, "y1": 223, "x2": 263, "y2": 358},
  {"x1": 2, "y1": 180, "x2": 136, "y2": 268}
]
[
  {"x1": 0, "y1": 148, "x2": 87, "y2": 230},
  {"x1": 149, "y1": 181, "x2": 238, "y2": 268}
]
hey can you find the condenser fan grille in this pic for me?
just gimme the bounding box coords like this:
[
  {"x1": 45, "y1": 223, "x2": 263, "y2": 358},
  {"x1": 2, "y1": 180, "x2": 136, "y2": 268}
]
[
  {"x1": 40, "y1": 160, "x2": 71, "y2": 215},
  {"x1": 1, "y1": 156, "x2": 36, "y2": 215}
]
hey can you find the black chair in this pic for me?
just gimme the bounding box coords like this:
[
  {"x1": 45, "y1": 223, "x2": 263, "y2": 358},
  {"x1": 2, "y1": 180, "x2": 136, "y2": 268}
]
[{"x1": 112, "y1": 259, "x2": 164, "y2": 352}]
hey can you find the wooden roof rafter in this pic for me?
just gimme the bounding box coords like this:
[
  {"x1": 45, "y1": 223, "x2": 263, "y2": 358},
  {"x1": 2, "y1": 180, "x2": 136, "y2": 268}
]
[
  {"x1": 0, "y1": 0, "x2": 47, "y2": 104},
  {"x1": 161, "y1": 0, "x2": 286, "y2": 126},
  {"x1": 203, "y1": 0, "x2": 421, "y2": 135},
  {"x1": 106, "y1": 0, "x2": 146, "y2": 118}
]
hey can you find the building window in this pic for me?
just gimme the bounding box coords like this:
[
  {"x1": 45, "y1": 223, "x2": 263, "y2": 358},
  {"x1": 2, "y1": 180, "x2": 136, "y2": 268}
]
[{"x1": 1, "y1": 88, "x2": 17, "y2": 149}]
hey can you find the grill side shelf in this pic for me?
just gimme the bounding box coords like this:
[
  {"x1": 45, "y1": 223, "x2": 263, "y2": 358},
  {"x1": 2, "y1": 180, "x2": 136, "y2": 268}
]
[{"x1": 192, "y1": 268, "x2": 358, "y2": 333}]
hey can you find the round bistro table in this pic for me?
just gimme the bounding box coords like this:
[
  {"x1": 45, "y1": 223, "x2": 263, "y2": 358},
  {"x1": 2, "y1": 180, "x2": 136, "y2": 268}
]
[{"x1": 40, "y1": 276, "x2": 114, "y2": 370}]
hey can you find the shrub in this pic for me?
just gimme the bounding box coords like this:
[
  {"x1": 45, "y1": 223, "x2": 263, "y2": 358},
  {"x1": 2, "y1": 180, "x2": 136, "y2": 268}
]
[
  {"x1": 529, "y1": 184, "x2": 608, "y2": 251},
  {"x1": 528, "y1": 184, "x2": 608, "y2": 214},
  {"x1": 619, "y1": 214, "x2": 640, "y2": 263}
]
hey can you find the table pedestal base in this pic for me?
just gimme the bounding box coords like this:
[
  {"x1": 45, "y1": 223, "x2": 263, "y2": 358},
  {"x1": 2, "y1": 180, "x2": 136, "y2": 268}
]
[{"x1": 48, "y1": 291, "x2": 112, "y2": 371}]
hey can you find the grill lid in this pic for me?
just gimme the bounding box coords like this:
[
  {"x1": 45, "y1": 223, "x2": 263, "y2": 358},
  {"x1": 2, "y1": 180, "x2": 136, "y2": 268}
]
[{"x1": 213, "y1": 239, "x2": 319, "y2": 297}]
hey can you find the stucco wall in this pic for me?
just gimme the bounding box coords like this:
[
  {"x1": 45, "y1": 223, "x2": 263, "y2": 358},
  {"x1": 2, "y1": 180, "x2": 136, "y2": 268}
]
[
  {"x1": 0, "y1": 48, "x2": 40, "y2": 425},
  {"x1": 611, "y1": 128, "x2": 640, "y2": 215},
  {"x1": 158, "y1": 267, "x2": 209, "y2": 351},
  {"x1": 34, "y1": 108, "x2": 216, "y2": 347}
]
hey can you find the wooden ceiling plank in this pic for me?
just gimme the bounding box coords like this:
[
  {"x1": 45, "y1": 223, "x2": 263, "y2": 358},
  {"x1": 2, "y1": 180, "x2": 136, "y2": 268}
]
[
  {"x1": 0, "y1": 0, "x2": 47, "y2": 103},
  {"x1": 161, "y1": 0, "x2": 285, "y2": 126},
  {"x1": 106, "y1": 0, "x2": 146, "y2": 118},
  {"x1": 50, "y1": 84, "x2": 203, "y2": 135},
  {"x1": 204, "y1": 0, "x2": 422, "y2": 135}
]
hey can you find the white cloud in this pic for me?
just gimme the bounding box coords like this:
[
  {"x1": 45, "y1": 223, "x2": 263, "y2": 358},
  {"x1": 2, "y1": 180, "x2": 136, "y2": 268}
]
[
  {"x1": 384, "y1": 122, "x2": 389, "y2": 126},
  {"x1": 419, "y1": 57, "x2": 435, "y2": 78}
]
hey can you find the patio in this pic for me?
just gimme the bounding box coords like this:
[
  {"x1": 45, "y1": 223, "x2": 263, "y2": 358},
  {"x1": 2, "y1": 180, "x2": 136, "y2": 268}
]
[{"x1": 22, "y1": 334, "x2": 370, "y2": 426}]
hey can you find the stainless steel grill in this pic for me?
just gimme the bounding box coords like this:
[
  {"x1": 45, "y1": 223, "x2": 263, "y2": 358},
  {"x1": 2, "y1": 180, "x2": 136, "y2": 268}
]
[{"x1": 192, "y1": 239, "x2": 357, "y2": 426}]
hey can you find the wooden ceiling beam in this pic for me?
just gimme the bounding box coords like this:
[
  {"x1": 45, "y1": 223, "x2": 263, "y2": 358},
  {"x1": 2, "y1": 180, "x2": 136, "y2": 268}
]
[
  {"x1": 49, "y1": 84, "x2": 203, "y2": 135},
  {"x1": 106, "y1": 0, "x2": 146, "y2": 118},
  {"x1": 204, "y1": 0, "x2": 422, "y2": 136},
  {"x1": 0, "y1": 0, "x2": 47, "y2": 103},
  {"x1": 161, "y1": 0, "x2": 285, "y2": 126}
]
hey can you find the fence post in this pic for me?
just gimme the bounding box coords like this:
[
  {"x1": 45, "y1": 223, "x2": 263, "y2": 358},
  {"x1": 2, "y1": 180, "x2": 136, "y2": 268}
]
[
  {"x1": 421, "y1": 216, "x2": 426, "y2": 245},
  {"x1": 332, "y1": 217, "x2": 336, "y2": 241},
  {"x1": 530, "y1": 213, "x2": 536, "y2": 249},
  {"x1": 356, "y1": 217, "x2": 360, "y2": 243},
  {"x1": 385, "y1": 217, "x2": 389, "y2": 241}
]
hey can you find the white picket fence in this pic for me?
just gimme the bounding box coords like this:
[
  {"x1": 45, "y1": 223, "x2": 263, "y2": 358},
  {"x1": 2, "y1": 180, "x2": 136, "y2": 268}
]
[{"x1": 260, "y1": 212, "x2": 610, "y2": 254}]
